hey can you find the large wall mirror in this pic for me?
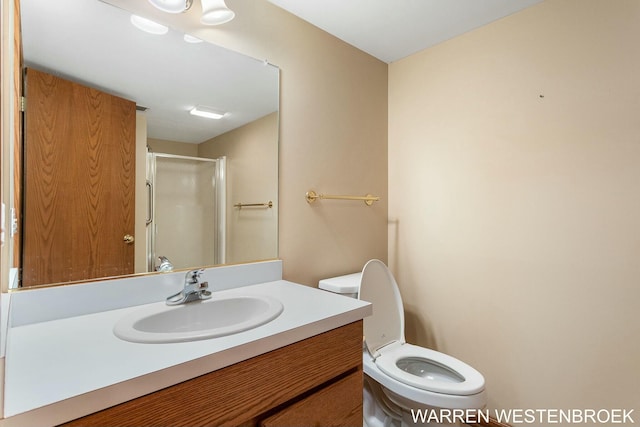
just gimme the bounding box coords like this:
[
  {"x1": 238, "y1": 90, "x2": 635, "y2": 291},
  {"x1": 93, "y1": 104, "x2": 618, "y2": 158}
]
[{"x1": 4, "y1": 0, "x2": 279, "y2": 289}]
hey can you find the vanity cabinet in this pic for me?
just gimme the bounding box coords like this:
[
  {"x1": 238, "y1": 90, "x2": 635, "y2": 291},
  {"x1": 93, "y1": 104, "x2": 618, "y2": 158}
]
[
  {"x1": 61, "y1": 321, "x2": 363, "y2": 427},
  {"x1": 259, "y1": 371, "x2": 362, "y2": 427}
]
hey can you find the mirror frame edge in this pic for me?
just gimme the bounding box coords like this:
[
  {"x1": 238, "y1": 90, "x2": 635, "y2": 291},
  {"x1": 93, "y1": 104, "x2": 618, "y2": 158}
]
[{"x1": 1, "y1": 0, "x2": 18, "y2": 294}]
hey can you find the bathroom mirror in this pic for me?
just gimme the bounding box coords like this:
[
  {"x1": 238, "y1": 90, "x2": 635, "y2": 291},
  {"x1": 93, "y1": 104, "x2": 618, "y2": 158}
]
[{"x1": 5, "y1": 0, "x2": 279, "y2": 289}]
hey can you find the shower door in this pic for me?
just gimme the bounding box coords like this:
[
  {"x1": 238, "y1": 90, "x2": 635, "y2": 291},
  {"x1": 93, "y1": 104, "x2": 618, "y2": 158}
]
[{"x1": 146, "y1": 153, "x2": 226, "y2": 272}]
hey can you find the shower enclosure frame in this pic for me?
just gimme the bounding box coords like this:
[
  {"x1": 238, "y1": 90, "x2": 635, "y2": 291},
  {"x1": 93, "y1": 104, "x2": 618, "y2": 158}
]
[{"x1": 146, "y1": 152, "x2": 226, "y2": 272}]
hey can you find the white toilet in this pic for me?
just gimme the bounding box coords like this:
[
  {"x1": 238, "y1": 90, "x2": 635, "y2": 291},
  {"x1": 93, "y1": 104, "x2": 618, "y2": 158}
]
[{"x1": 319, "y1": 259, "x2": 486, "y2": 427}]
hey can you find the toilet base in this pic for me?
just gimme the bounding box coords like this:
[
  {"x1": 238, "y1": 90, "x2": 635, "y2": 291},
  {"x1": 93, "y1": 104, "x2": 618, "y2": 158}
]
[
  {"x1": 364, "y1": 375, "x2": 402, "y2": 427},
  {"x1": 364, "y1": 374, "x2": 467, "y2": 427}
]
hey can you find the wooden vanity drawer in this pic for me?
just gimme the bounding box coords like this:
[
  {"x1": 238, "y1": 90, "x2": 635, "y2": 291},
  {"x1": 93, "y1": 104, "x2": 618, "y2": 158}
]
[
  {"x1": 260, "y1": 370, "x2": 362, "y2": 427},
  {"x1": 62, "y1": 321, "x2": 363, "y2": 427}
]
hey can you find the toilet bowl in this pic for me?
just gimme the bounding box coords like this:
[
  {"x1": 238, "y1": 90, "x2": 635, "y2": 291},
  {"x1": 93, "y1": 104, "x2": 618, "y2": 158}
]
[{"x1": 319, "y1": 259, "x2": 486, "y2": 426}]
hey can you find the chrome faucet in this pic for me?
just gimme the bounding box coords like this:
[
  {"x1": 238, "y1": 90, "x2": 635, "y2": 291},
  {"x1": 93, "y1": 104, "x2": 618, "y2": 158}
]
[
  {"x1": 156, "y1": 256, "x2": 174, "y2": 272},
  {"x1": 166, "y1": 269, "x2": 212, "y2": 306}
]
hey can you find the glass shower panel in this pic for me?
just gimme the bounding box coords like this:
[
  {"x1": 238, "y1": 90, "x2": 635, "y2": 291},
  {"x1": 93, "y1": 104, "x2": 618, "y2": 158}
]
[{"x1": 149, "y1": 154, "x2": 224, "y2": 271}]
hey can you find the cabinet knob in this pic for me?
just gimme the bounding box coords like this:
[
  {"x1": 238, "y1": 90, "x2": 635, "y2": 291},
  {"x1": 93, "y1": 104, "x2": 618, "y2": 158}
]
[{"x1": 123, "y1": 234, "x2": 135, "y2": 244}]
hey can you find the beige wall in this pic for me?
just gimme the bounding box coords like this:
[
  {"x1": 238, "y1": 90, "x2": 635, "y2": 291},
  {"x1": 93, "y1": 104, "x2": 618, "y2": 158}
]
[
  {"x1": 199, "y1": 113, "x2": 278, "y2": 264},
  {"x1": 389, "y1": 0, "x2": 640, "y2": 416},
  {"x1": 148, "y1": 138, "x2": 199, "y2": 157},
  {"x1": 206, "y1": 0, "x2": 389, "y2": 285},
  {"x1": 106, "y1": 0, "x2": 389, "y2": 287}
]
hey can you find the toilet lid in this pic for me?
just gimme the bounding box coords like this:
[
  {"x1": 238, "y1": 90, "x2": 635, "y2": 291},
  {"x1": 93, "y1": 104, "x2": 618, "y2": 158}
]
[{"x1": 359, "y1": 259, "x2": 405, "y2": 357}]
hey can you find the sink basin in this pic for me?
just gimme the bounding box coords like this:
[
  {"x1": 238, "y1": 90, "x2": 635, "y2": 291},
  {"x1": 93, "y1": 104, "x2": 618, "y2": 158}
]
[{"x1": 113, "y1": 295, "x2": 284, "y2": 343}]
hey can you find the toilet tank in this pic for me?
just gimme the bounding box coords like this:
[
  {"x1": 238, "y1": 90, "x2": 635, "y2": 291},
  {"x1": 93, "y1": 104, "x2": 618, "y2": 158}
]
[{"x1": 318, "y1": 272, "x2": 362, "y2": 299}]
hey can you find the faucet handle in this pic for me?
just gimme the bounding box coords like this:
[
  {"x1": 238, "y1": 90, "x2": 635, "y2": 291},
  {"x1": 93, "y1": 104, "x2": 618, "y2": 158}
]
[
  {"x1": 185, "y1": 268, "x2": 205, "y2": 283},
  {"x1": 166, "y1": 270, "x2": 210, "y2": 305}
]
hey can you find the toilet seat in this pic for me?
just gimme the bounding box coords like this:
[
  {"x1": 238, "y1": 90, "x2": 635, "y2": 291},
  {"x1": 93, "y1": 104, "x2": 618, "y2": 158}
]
[
  {"x1": 363, "y1": 350, "x2": 487, "y2": 411},
  {"x1": 374, "y1": 342, "x2": 485, "y2": 395},
  {"x1": 359, "y1": 259, "x2": 485, "y2": 397}
]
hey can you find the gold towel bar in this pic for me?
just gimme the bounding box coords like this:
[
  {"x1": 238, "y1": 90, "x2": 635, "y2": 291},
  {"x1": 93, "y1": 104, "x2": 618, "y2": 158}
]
[
  {"x1": 234, "y1": 201, "x2": 273, "y2": 209},
  {"x1": 305, "y1": 190, "x2": 380, "y2": 206}
]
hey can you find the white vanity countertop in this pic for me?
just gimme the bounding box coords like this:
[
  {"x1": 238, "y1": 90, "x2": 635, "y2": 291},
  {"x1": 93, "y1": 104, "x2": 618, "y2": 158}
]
[{"x1": 2, "y1": 280, "x2": 371, "y2": 427}]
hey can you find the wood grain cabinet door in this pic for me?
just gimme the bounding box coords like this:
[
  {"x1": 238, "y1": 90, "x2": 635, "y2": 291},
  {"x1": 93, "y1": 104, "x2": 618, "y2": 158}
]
[{"x1": 22, "y1": 68, "x2": 136, "y2": 287}]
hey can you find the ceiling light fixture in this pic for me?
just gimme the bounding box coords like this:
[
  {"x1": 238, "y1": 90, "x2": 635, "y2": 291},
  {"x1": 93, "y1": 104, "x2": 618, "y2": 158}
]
[
  {"x1": 190, "y1": 106, "x2": 227, "y2": 119},
  {"x1": 130, "y1": 15, "x2": 169, "y2": 35},
  {"x1": 147, "y1": 0, "x2": 193, "y2": 13},
  {"x1": 200, "y1": 0, "x2": 235, "y2": 25}
]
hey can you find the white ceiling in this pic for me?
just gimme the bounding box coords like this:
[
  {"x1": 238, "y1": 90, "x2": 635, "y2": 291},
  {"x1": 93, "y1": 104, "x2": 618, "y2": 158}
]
[{"x1": 267, "y1": 0, "x2": 544, "y2": 63}]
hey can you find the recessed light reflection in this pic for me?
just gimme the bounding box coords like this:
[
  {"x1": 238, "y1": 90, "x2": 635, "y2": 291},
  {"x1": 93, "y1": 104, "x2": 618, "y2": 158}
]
[
  {"x1": 184, "y1": 34, "x2": 203, "y2": 43},
  {"x1": 190, "y1": 106, "x2": 227, "y2": 119},
  {"x1": 130, "y1": 15, "x2": 169, "y2": 35}
]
